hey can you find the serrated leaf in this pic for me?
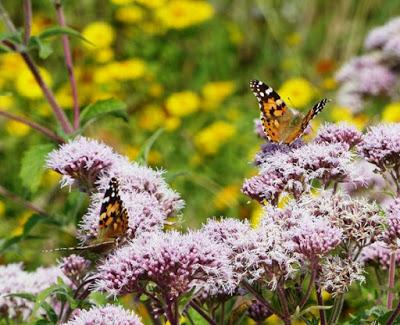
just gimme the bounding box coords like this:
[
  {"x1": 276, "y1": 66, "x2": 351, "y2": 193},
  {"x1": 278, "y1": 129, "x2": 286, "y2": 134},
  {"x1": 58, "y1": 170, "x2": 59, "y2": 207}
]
[
  {"x1": 81, "y1": 98, "x2": 128, "y2": 126},
  {"x1": 38, "y1": 26, "x2": 92, "y2": 45},
  {"x1": 20, "y1": 143, "x2": 55, "y2": 193},
  {"x1": 137, "y1": 128, "x2": 164, "y2": 165}
]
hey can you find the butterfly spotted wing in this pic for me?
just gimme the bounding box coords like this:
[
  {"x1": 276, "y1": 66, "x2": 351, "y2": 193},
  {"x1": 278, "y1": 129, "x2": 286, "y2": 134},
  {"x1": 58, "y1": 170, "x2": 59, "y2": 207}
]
[
  {"x1": 98, "y1": 177, "x2": 128, "y2": 240},
  {"x1": 44, "y1": 177, "x2": 128, "y2": 253},
  {"x1": 250, "y1": 79, "x2": 328, "y2": 144}
]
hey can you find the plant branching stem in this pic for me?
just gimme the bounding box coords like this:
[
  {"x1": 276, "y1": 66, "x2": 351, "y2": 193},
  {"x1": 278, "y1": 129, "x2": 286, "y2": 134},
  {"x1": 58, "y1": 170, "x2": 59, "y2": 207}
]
[
  {"x1": 0, "y1": 2, "x2": 73, "y2": 134},
  {"x1": 0, "y1": 109, "x2": 64, "y2": 143},
  {"x1": 54, "y1": 0, "x2": 80, "y2": 130},
  {"x1": 315, "y1": 281, "x2": 326, "y2": 325},
  {"x1": 387, "y1": 297, "x2": 400, "y2": 325},
  {"x1": 0, "y1": 184, "x2": 48, "y2": 216},
  {"x1": 189, "y1": 301, "x2": 218, "y2": 325}
]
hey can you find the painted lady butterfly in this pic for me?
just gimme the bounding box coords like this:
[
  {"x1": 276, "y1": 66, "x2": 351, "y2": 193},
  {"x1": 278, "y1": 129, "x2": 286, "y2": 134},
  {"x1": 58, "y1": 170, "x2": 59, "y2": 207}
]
[
  {"x1": 46, "y1": 177, "x2": 128, "y2": 253},
  {"x1": 250, "y1": 80, "x2": 329, "y2": 144}
]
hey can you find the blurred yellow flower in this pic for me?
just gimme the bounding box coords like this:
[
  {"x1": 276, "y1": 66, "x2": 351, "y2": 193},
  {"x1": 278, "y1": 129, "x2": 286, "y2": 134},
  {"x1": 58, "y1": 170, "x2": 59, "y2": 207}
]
[
  {"x1": 202, "y1": 81, "x2": 235, "y2": 110},
  {"x1": 165, "y1": 116, "x2": 181, "y2": 131},
  {"x1": 82, "y1": 22, "x2": 115, "y2": 48},
  {"x1": 322, "y1": 77, "x2": 337, "y2": 90},
  {"x1": 286, "y1": 32, "x2": 302, "y2": 46},
  {"x1": 194, "y1": 121, "x2": 236, "y2": 155},
  {"x1": 94, "y1": 59, "x2": 146, "y2": 83},
  {"x1": 56, "y1": 84, "x2": 73, "y2": 108},
  {"x1": 226, "y1": 22, "x2": 244, "y2": 45},
  {"x1": 115, "y1": 5, "x2": 144, "y2": 24},
  {"x1": 6, "y1": 120, "x2": 30, "y2": 136},
  {"x1": 148, "y1": 150, "x2": 162, "y2": 165},
  {"x1": 213, "y1": 184, "x2": 240, "y2": 210},
  {"x1": 330, "y1": 105, "x2": 352, "y2": 122},
  {"x1": 0, "y1": 53, "x2": 25, "y2": 80},
  {"x1": 166, "y1": 91, "x2": 200, "y2": 117},
  {"x1": 124, "y1": 146, "x2": 140, "y2": 160},
  {"x1": 31, "y1": 16, "x2": 51, "y2": 35},
  {"x1": 0, "y1": 201, "x2": 5, "y2": 217},
  {"x1": 95, "y1": 47, "x2": 114, "y2": 63},
  {"x1": 149, "y1": 83, "x2": 164, "y2": 97},
  {"x1": 250, "y1": 204, "x2": 263, "y2": 228},
  {"x1": 111, "y1": 0, "x2": 133, "y2": 4},
  {"x1": 383, "y1": 102, "x2": 400, "y2": 122},
  {"x1": 42, "y1": 170, "x2": 61, "y2": 187},
  {"x1": 278, "y1": 78, "x2": 315, "y2": 108},
  {"x1": 156, "y1": 0, "x2": 214, "y2": 29},
  {"x1": 37, "y1": 103, "x2": 52, "y2": 117},
  {"x1": 15, "y1": 67, "x2": 52, "y2": 99},
  {"x1": 138, "y1": 104, "x2": 165, "y2": 131},
  {"x1": 0, "y1": 95, "x2": 14, "y2": 109}
]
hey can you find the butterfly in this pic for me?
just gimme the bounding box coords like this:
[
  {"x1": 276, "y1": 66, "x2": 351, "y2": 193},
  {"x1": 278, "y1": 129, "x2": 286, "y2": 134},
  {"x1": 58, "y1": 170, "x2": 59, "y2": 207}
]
[
  {"x1": 250, "y1": 80, "x2": 329, "y2": 144},
  {"x1": 45, "y1": 177, "x2": 129, "y2": 253}
]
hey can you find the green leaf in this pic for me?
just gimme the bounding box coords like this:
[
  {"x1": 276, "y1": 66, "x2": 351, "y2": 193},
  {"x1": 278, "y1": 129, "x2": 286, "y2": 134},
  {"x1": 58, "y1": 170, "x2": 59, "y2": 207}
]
[
  {"x1": 187, "y1": 308, "x2": 209, "y2": 325},
  {"x1": 28, "y1": 36, "x2": 53, "y2": 59},
  {"x1": 20, "y1": 143, "x2": 55, "y2": 193},
  {"x1": 23, "y1": 214, "x2": 47, "y2": 236},
  {"x1": 81, "y1": 98, "x2": 128, "y2": 126},
  {"x1": 6, "y1": 292, "x2": 37, "y2": 302},
  {"x1": 137, "y1": 128, "x2": 164, "y2": 165},
  {"x1": 38, "y1": 26, "x2": 92, "y2": 45},
  {"x1": 40, "y1": 301, "x2": 58, "y2": 323}
]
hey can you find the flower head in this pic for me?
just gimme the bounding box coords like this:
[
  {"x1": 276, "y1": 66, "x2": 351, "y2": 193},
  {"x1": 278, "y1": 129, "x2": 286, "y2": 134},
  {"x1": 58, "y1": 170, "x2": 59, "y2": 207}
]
[
  {"x1": 365, "y1": 17, "x2": 400, "y2": 50},
  {"x1": 359, "y1": 241, "x2": 400, "y2": 269},
  {"x1": 95, "y1": 230, "x2": 234, "y2": 299},
  {"x1": 383, "y1": 197, "x2": 400, "y2": 247},
  {"x1": 59, "y1": 255, "x2": 91, "y2": 286},
  {"x1": 314, "y1": 122, "x2": 362, "y2": 149},
  {"x1": 290, "y1": 218, "x2": 342, "y2": 260},
  {"x1": 247, "y1": 300, "x2": 272, "y2": 322},
  {"x1": 46, "y1": 136, "x2": 124, "y2": 191},
  {"x1": 319, "y1": 256, "x2": 365, "y2": 297},
  {"x1": 357, "y1": 123, "x2": 400, "y2": 173},
  {"x1": 65, "y1": 304, "x2": 143, "y2": 325}
]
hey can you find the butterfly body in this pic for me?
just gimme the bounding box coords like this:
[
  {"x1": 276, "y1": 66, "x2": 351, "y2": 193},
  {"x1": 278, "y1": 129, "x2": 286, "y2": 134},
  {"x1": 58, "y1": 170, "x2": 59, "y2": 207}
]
[{"x1": 250, "y1": 80, "x2": 329, "y2": 144}]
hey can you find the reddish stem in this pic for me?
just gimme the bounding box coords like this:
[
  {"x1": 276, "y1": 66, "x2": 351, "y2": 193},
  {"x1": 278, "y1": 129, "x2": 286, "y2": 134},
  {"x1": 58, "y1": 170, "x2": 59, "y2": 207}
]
[
  {"x1": 0, "y1": 109, "x2": 64, "y2": 143},
  {"x1": 387, "y1": 251, "x2": 396, "y2": 309},
  {"x1": 23, "y1": 0, "x2": 32, "y2": 45},
  {"x1": 54, "y1": 0, "x2": 80, "y2": 130}
]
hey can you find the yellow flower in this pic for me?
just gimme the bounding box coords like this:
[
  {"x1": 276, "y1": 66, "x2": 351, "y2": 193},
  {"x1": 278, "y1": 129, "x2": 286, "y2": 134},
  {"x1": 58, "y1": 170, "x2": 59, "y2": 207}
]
[
  {"x1": 166, "y1": 91, "x2": 200, "y2": 117},
  {"x1": 286, "y1": 32, "x2": 302, "y2": 46},
  {"x1": 148, "y1": 150, "x2": 162, "y2": 165},
  {"x1": 42, "y1": 170, "x2": 61, "y2": 187},
  {"x1": 124, "y1": 146, "x2": 140, "y2": 160},
  {"x1": 6, "y1": 120, "x2": 30, "y2": 136},
  {"x1": 250, "y1": 204, "x2": 263, "y2": 228},
  {"x1": 322, "y1": 77, "x2": 337, "y2": 90},
  {"x1": 111, "y1": 0, "x2": 133, "y2": 4},
  {"x1": 94, "y1": 59, "x2": 146, "y2": 83},
  {"x1": 156, "y1": 0, "x2": 214, "y2": 29},
  {"x1": 56, "y1": 84, "x2": 73, "y2": 108},
  {"x1": 0, "y1": 94, "x2": 14, "y2": 109},
  {"x1": 165, "y1": 116, "x2": 181, "y2": 131},
  {"x1": 149, "y1": 83, "x2": 164, "y2": 97},
  {"x1": 194, "y1": 121, "x2": 236, "y2": 155},
  {"x1": 31, "y1": 16, "x2": 51, "y2": 35},
  {"x1": 202, "y1": 81, "x2": 235, "y2": 110},
  {"x1": 213, "y1": 184, "x2": 240, "y2": 210},
  {"x1": 330, "y1": 105, "x2": 353, "y2": 122},
  {"x1": 0, "y1": 201, "x2": 5, "y2": 217},
  {"x1": 278, "y1": 78, "x2": 315, "y2": 108},
  {"x1": 0, "y1": 53, "x2": 25, "y2": 80},
  {"x1": 138, "y1": 104, "x2": 166, "y2": 131},
  {"x1": 15, "y1": 67, "x2": 52, "y2": 99},
  {"x1": 82, "y1": 22, "x2": 115, "y2": 49},
  {"x1": 95, "y1": 47, "x2": 114, "y2": 63},
  {"x1": 226, "y1": 22, "x2": 244, "y2": 45},
  {"x1": 115, "y1": 5, "x2": 144, "y2": 24},
  {"x1": 37, "y1": 103, "x2": 52, "y2": 117},
  {"x1": 383, "y1": 102, "x2": 400, "y2": 122}
]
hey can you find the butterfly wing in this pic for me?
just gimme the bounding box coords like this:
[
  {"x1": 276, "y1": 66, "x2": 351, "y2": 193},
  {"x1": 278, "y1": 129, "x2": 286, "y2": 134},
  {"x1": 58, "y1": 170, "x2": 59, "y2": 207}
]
[
  {"x1": 284, "y1": 98, "x2": 329, "y2": 144},
  {"x1": 250, "y1": 80, "x2": 294, "y2": 143},
  {"x1": 98, "y1": 177, "x2": 128, "y2": 239}
]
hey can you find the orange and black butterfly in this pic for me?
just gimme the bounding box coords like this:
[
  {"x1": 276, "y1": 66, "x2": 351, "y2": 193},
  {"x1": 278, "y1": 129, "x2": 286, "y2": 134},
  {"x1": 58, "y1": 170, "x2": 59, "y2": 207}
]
[
  {"x1": 45, "y1": 177, "x2": 128, "y2": 253},
  {"x1": 250, "y1": 80, "x2": 329, "y2": 144}
]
